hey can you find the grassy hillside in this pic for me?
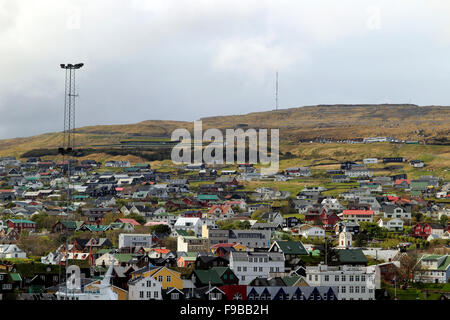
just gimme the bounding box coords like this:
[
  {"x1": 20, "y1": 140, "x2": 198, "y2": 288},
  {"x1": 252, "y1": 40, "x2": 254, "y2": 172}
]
[{"x1": 0, "y1": 104, "x2": 448, "y2": 162}]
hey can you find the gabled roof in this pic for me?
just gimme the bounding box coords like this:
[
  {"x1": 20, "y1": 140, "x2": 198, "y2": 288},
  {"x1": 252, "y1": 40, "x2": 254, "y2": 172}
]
[
  {"x1": 334, "y1": 249, "x2": 368, "y2": 264},
  {"x1": 272, "y1": 240, "x2": 308, "y2": 255}
]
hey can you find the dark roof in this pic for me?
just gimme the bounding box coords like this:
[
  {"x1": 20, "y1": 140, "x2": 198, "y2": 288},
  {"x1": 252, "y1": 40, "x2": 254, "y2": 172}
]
[
  {"x1": 334, "y1": 249, "x2": 368, "y2": 264},
  {"x1": 248, "y1": 277, "x2": 286, "y2": 286},
  {"x1": 273, "y1": 240, "x2": 308, "y2": 255}
]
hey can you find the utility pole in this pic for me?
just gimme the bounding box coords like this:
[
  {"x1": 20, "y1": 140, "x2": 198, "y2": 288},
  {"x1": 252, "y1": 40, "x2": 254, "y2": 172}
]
[{"x1": 275, "y1": 71, "x2": 279, "y2": 111}]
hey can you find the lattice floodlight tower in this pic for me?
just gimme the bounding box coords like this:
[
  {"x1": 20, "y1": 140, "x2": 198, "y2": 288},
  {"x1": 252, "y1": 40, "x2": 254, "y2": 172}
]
[{"x1": 59, "y1": 63, "x2": 84, "y2": 157}]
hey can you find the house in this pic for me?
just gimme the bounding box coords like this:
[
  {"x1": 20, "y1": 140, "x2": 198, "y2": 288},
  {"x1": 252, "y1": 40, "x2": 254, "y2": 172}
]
[
  {"x1": 128, "y1": 273, "x2": 163, "y2": 300},
  {"x1": 342, "y1": 210, "x2": 374, "y2": 223},
  {"x1": 114, "y1": 218, "x2": 141, "y2": 227},
  {"x1": 285, "y1": 167, "x2": 311, "y2": 177},
  {"x1": 82, "y1": 207, "x2": 115, "y2": 224},
  {"x1": 208, "y1": 205, "x2": 234, "y2": 219},
  {"x1": 177, "y1": 253, "x2": 197, "y2": 268},
  {"x1": 261, "y1": 212, "x2": 283, "y2": 225},
  {"x1": 0, "y1": 244, "x2": 27, "y2": 259},
  {"x1": 118, "y1": 234, "x2": 152, "y2": 249},
  {"x1": 269, "y1": 240, "x2": 308, "y2": 270},
  {"x1": 177, "y1": 235, "x2": 209, "y2": 253},
  {"x1": 52, "y1": 221, "x2": 83, "y2": 233},
  {"x1": 332, "y1": 175, "x2": 350, "y2": 183},
  {"x1": 331, "y1": 248, "x2": 368, "y2": 266},
  {"x1": 298, "y1": 225, "x2": 325, "y2": 239},
  {"x1": 410, "y1": 160, "x2": 425, "y2": 168},
  {"x1": 412, "y1": 223, "x2": 444, "y2": 239},
  {"x1": 377, "y1": 218, "x2": 404, "y2": 231},
  {"x1": 381, "y1": 204, "x2": 411, "y2": 220},
  {"x1": 335, "y1": 221, "x2": 360, "y2": 235},
  {"x1": 229, "y1": 251, "x2": 285, "y2": 285},
  {"x1": 415, "y1": 254, "x2": 450, "y2": 284},
  {"x1": 345, "y1": 168, "x2": 373, "y2": 178},
  {"x1": 173, "y1": 217, "x2": 202, "y2": 236},
  {"x1": 194, "y1": 254, "x2": 230, "y2": 269},
  {"x1": 191, "y1": 267, "x2": 239, "y2": 287},
  {"x1": 305, "y1": 264, "x2": 376, "y2": 300},
  {"x1": 394, "y1": 179, "x2": 411, "y2": 189},
  {"x1": 130, "y1": 266, "x2": 183, "y2": 290},
  {"x1": 6, "y1": 219, "x2": 36, "y2": 233}
]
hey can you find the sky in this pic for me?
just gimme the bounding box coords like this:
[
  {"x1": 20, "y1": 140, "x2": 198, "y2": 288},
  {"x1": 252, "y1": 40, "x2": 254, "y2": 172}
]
[{"x1": 1, "y1": 0, "x2": 450, "y2": 139}]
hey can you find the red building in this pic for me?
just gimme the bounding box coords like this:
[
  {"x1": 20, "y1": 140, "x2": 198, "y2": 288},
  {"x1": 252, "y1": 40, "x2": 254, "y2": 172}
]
[
  {"x1": 6, "y1": 219, "x2": 37, "y2": 233},
  {"x1": 305, "y1": 208, "x2": 341, "y2": 230},
  {"x1": 219, "y1": 284, "x2": 247, "y2": 300},
  {"x1": 412, "y1": 223, "x2": 444, "y2": 239}
]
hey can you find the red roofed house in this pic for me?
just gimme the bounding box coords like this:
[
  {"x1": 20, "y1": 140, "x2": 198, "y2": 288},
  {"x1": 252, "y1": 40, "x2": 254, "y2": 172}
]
[
  {"x1": 394, "y1": 179, "x2": 411, "y2": 189},
  {"x1": 115, "y1": 218, "x2": 141, "y2": 226},
  {"x1": 342, "y1": 210, "x2": 374, "y2": 223},
  {"x1": 208, "y1": 205, "x2": 234, "y2": 218}
]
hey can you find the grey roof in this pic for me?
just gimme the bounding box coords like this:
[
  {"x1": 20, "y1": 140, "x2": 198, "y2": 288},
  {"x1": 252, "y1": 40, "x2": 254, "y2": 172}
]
[{"x1": 231, "y1": 251, "x2": 284, "y2": 262}]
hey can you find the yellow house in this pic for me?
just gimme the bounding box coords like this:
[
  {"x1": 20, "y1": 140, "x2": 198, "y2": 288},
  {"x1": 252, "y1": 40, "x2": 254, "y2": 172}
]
[
  {"x1": 130, "y1": 266, "x2": 183, "y2": 290},
  {"x1": 84, "y1": 281, "x2": 128, "y2": 300}
]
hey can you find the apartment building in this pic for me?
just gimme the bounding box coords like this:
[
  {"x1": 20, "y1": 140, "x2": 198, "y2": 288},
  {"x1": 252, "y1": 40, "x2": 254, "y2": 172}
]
[{"x1": 305, "y1": 264, "x2": 376, "y2": 300}]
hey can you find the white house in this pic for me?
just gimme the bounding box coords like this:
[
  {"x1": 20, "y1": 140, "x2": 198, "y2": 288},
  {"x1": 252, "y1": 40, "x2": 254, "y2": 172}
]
[
  {"x1": 321, "y1": 198, "x2": 344, "y2": 211},
  {"x1": 0, "y1": 244, "x2": 27, "y2": 259},
  {"x1": 298, "y1": 225, "x2": 325, "y2": 239},
  {"x1": 381, "y1": 205, "x2": 411, "y2": 220},
  {"x1": 229, "y1": 251, "x2": 285, "y2": 285},
  {"x1": 363, "y1": 158, "x2": 378, "y2": 164},
  {"x1": 377, "y1": 218, "x2": 404, "y2": 231},
  {"x1": 415, "y1": 254, "x2": 450, "y2": 284},
  {"x1": 128, "y1": 275, "x2": 163, "y2": 300},
  {"x1": 305, "y1": 264, "x2": 376, "y2": 300},
  {"x1": 173, "y1": 217, "x2": 202, "y2": 236},
  {"x1": 118, "y1": 234, "x2": 152, "y2": 249}
]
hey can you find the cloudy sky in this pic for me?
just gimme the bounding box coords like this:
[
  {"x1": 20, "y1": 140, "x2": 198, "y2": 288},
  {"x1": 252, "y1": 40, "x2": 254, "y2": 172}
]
[{"x1": 1, "y1": 0, "x2": 450, "y2": 139}]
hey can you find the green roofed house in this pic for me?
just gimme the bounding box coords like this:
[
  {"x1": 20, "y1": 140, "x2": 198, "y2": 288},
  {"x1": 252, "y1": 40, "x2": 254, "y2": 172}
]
[
  {"x1": 79, "y1": 224, "x2": 111, "y2": 233},
  {"x1": 332, "y1": 248, "x2": 368, "y2": 266},
  {"x1": 282, "y1": 275, "x2": 310, "y2": 287},
  {"x1": 416, "y1": 254, "x2": 450, "y2": 283},
  {"x1": 198, "y1": 194, "x2": 219, "y2": 201},
  {"x1": 410, "y1": 181, "x2": 430, "y2": 192},
  {"x1": 269, "y1": 240, "x2": 308, "y2": 270},
  {"x1": 191, "y1": 267, "x2": 238, "y2": 287}
]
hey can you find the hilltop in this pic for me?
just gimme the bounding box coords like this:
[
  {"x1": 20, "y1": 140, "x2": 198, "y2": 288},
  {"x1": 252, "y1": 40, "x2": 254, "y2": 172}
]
[{"x1": 0, "y1": 104, "x2": 448, "y2": 159}]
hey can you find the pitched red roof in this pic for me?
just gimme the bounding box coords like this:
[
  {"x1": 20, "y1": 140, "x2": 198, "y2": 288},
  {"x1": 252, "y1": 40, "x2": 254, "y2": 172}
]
[
  {"x1": 115, "y1": 218, "x2": 141, "y2": 226},
  {"x1": 343, "y1": 210, "x2": 374, "y2": 216}
]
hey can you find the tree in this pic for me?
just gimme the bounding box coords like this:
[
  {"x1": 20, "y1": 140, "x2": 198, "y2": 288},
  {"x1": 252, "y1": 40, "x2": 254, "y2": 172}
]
[
  {"x1": 439, "y1": 215, "x2": 448, "y2": 227},
  {"x1": 126, "y1": 213, "x2": 146, "y2": 225},
  {"x1": 395, "y1": 253, "x2": 419, "y2": 288},
  {"x1": 150, "y1": 224, "x2": 171, "y2": 235}
]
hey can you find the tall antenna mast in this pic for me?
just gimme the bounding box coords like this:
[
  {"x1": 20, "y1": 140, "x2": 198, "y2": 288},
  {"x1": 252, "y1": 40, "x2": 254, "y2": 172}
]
[
  {"x1": 59, "y1": 63, "x2": 84, "y2": 297},
  {"x1": 275, "y1": 71, "x2": 279, "y2": 111}
]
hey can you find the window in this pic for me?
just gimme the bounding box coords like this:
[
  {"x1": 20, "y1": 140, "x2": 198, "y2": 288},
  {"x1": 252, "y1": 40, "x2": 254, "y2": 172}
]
[
  {"x1": 324, "y1": 275, "x2": 329, "y2": 282},
  {"x1": 243, "y1": 267, "x2": 247, "y2": 272},
  {"x1": 349, "y1": 275, "x2": 354, "y2": 282},
  {"x1": 355, "y1": 275, "x2": 359, "y2": 282},
  {"x1": 237, "y1": 267, "x2": 241, "y2": 272},
  {"x1": 158, "y1": 276, "x2": 163, "y2": 282},
  {"x1": 335, "y1": 275, "x2": 339, "y2": 282},
  {"x1": 242, "y1": 276, "x2": 245, "y2": 281},
  {"x1": 355, "y1": 286, "x2": 360, "y2": 293},
  {"x1": 361, "y1": 286, "x2": 365, "y2": 293},
  {"x1": 315, "y1": 275, "x2": 318, "y2": 281},
  {"x1": 341, "y1": 275, "x2": 346, "y2": 281},
  {"x1": 147, "y1": 281, "x2": 151, "y2": 287},
  {"x1": 171, "y1": 292, "x2": 180, "y2": 300},
  {"x1": 254, "y1": 267, "x2": 258, "y2": 272},
  {"x1": 139, "y1": 291, "x2": 144, "y2": 298},
  {"x1": 166, "y1": 276, "x2": 171, "y2": 282},
  {"x1": 361, "y1": 275, "x2": 366, "y2": 282},
  {"x1": 147, "y1": 291, "x2": 151, "y2": 298},
  {"x1": 154, "y1": 291, "x2": 159, "y2": 298},
  {"x1": 259, "y1": 267, "x2": 263, "y2": 272},
  {"x1": 349, "y1": 286, "x2": 354, "y2": 293},
  {"x1": 341, "y1": 286, "x2": 346, "y2": 293}
]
